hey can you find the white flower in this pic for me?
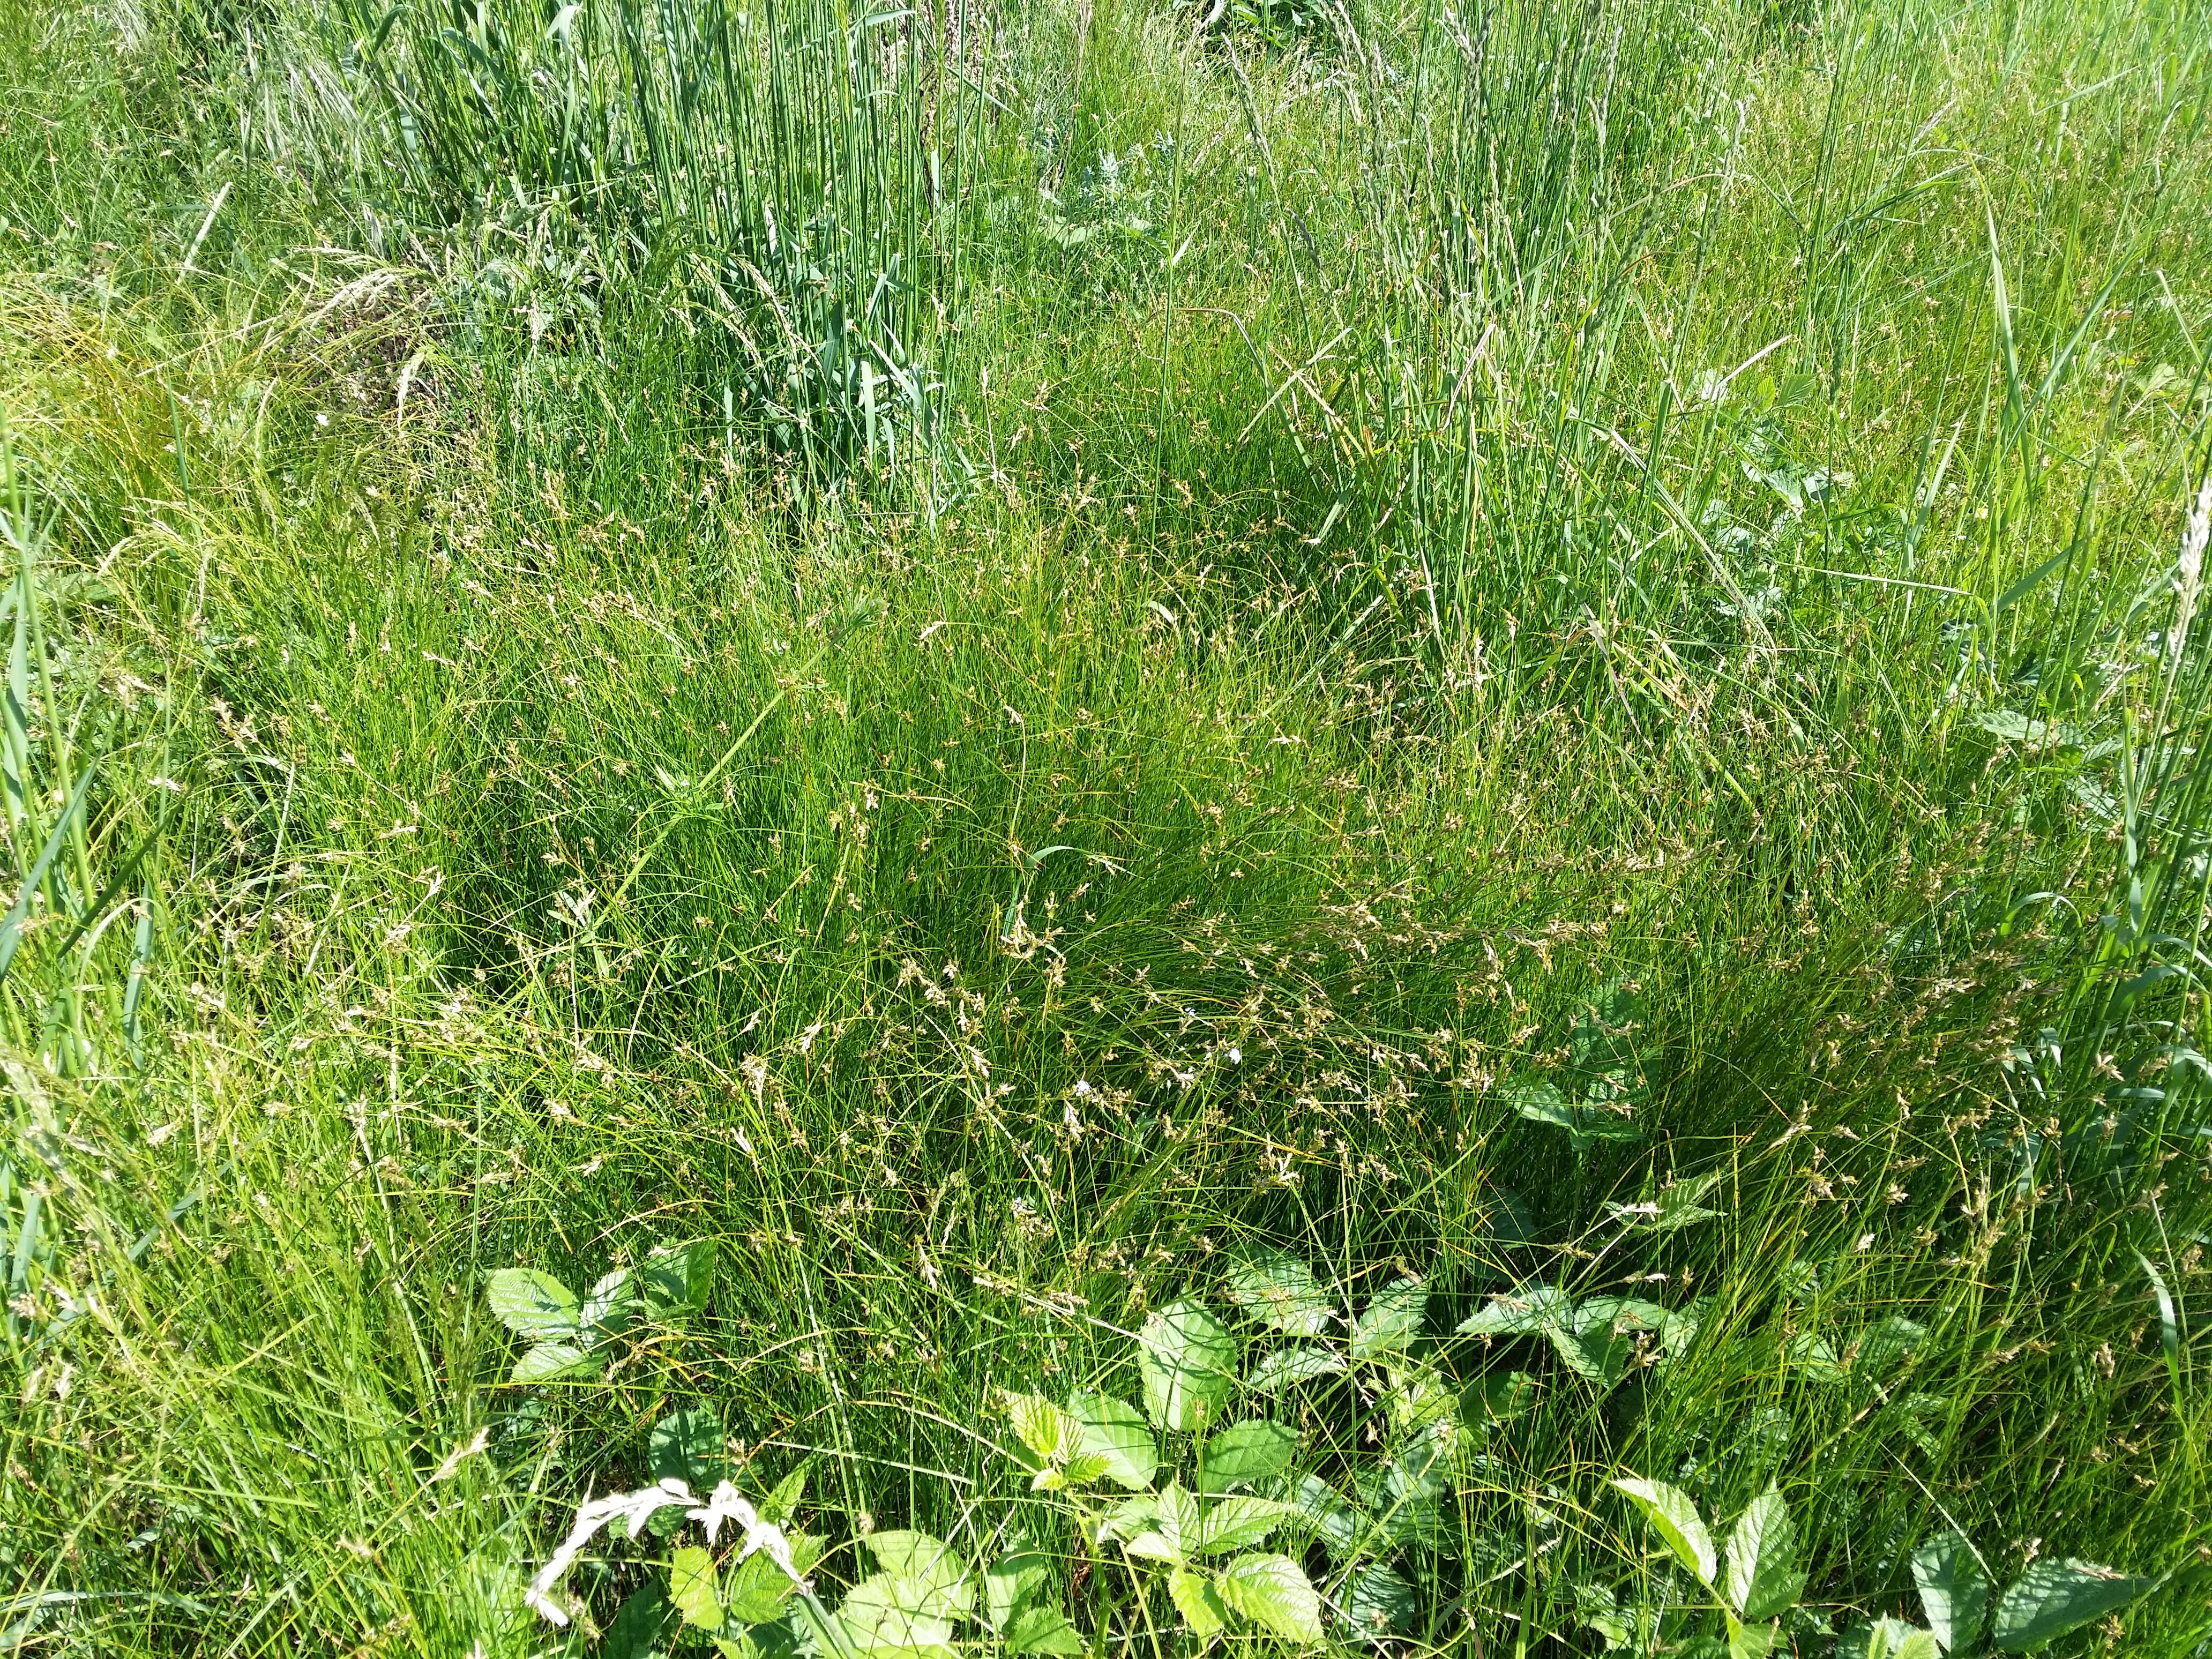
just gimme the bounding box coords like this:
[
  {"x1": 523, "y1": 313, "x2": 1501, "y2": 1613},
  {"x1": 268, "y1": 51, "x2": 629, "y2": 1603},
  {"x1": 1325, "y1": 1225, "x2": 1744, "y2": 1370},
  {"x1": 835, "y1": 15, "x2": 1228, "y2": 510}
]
[
  {"x1": 524, "y1": 1478, "x2": 694, "y2": 1626},
  {"x1": 527, "y1": 1478, "x2": 811, "y2": 1626}
]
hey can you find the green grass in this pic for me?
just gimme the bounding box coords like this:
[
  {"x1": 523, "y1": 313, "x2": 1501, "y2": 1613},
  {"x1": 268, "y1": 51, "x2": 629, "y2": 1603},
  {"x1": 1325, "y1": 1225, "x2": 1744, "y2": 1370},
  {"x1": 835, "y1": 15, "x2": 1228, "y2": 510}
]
[{"x1": 2, "y1": 0, "x2": 2209, "y2": 1653}]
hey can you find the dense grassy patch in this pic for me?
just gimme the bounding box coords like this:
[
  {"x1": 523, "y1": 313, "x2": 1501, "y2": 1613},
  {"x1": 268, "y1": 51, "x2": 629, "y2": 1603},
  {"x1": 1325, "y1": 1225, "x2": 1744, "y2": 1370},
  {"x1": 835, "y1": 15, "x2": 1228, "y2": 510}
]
[{"x1": 2, "y1": 0, "x2": 2209, "y2": 1654}]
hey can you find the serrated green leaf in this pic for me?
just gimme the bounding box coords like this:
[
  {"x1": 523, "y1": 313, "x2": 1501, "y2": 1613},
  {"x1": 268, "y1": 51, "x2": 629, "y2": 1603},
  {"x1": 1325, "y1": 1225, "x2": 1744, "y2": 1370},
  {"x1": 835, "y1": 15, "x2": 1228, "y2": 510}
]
[
  {"x1": 486, "y1": 1268, "x2": 580, "y2": 1340},
  {"x1": 1785, "y1": 1332, "x2": 1848, "y2": 1383},
  {"x1": 984, "y1": 1552, "x2": 1051, "y2": 1633},
  {"x1": 1858, "y1": 1316, "x2": 1927, "y2": 1377},
  {"x1": 1350, "y1": 1278, "x2": 1426, "y2": 1360},
  {"x1": 1169, "y1": 1568, "x2": 1229, "y2": 1641},
  {"x1": 672, "y1": 1545, "x2": 724, "y2": 1630},
  {"x1": 1547, "y1": 1323, "x2": 1631, "y2": 1388},
  {"x1": 1214, "y1": 1553, "x2": 1323, "y2": 1643},
  {"x1": 651, "y1": 1406, "x2": 728, "y2": 1489},
  {"x1": 1198, "y1": 1419, "x2": 1298, "y2": 1491},
  {"x1": 1340, "y1": 1564, "x2": 1417, "y2": 1642},
  {"x1": 1729, "y1": 1621, "x2": 1779, "y2": 1659},
  {"x1": 1613, "y1": 1478, "x2": 1716, "y2": 1587},
  {"x1": 605, "y1": 1580, "x2": 675, "y2": 1659},
  {"x1": 1195, "y1": 1494, "x2": 1297, "y2": 1556},
  {"x1": 761, "y1": 1462, "x2": 811, "y2": 1527},
  {"x1": 581, "y1": 1267, "x2": 642, "y2": 1345},
  {"x1": 862, "y1": 1531, "x2": 974, "y2": 1618},
  {"x1": 1725, "y1": 1487, "x2": 1801, "y2": 1620},
  {"x1": 1066, "y1": 1391, "x2": 1158, "y2": 1490},
  {"x1": 728, "y1": 1543, "x2": 813, "y2": 1624},
  {"x1": 1470, "y1": 1370, "x2": 1540, "y2": 1421},
  {"x1": 1279, "y1": 1473, "x2": 1366, "y2": 1559},
  {"x1": 641, "y1": 1238, "x2": 716, "y2": 1316},
  {"x1": 1911, "y1": 1531, "x2": 1987, "y2": 1653},
  {"x1": 508, "y1": 1339, "x2": 594, "y2": 1383},
  {"x1": 1004, "y1": 1391, "x2": 1080, "y2": 1468},
  {"x1": 1459, "y1": 1282, "x2": 1576, "y2": 1336},
  {"x1": 1137, "y1": 1298, "x2": 1239, "y2": 1433},
  {"x1": 833, "y1": 1572, "x2": 959, "y2": 1653},
  {"x1": 1991, "y1": 1559, "x2": 2153, "y2": 1650},
  {"x1": 1222, "y1": 1248, "x2": 1333, "y2": 1336},
  {"x1": 1005, "y1": 1606, "x2": 1083, "y2": 1656},
  {"x1": 1094, "y1": 1493, "x2": 1159, "y2": 1547},
  {"x1": 1245, "y1": 1345, "x2": 1348, "y2": 1394}
]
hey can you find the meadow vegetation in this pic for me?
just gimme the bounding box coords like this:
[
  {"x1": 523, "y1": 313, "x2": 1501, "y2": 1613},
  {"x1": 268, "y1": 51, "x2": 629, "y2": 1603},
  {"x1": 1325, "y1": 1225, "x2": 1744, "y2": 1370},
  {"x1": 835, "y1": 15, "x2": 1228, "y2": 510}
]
[{"x1": 2, "y1": 0, "x2": 2210, "y2": 1652}]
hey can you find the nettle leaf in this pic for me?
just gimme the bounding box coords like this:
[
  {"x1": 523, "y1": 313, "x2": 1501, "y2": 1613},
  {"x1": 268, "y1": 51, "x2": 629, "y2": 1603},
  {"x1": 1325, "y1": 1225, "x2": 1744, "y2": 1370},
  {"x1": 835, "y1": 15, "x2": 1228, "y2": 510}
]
[
  {"x1": 1066, "y1": 1390, "x2": 1159, "y2": 1490},
  {"x1": 1199, "y1": 1420, "x2": 1298, "y2": 1491},
  {"x1": 1169, "y1": 1567, "x2": 1230, "y2": 1640},
  {"x1": 1350, "y1": 1277, "x2": 1427, "y2": 1360},
  {"x1": 1340, "y1": 1563, "x2": 1418, "y2": 1642},
  {"x1": 1728, "y1": 1621, "x2": 1780, "y2": 1659},
  {"x1": 1725, "y1": 1487, "x2": 1804, "y2": 1621},
  {"x1": 672, "y1": 1544, "x2": 725, "y2": 1630},
  {"x1": 1459, "y1": 1282, "x2": 1576, "y2": 1336},
  {"x1": 983, "y1": 1551, "x2": 1051, "y2": 1633},
  {"x1": 508, "y1": 1340, "x2": 595, "y2": 1384},
  {"x1": 1215, "y1": 1553, "x2": 1324, "y2": 1643},
  {"x1": 1613, "y1": 1478, "x2": 1716, "y2": 1588},
  {"x1": 1991, "y1": 1559, "x2": 2154, "y2": 1651},
  {"x1": 1911, "y1": 1531, "x2": 1987, "y2": 1653},
  {"x1": 486, "y1": 1268, "x2": 580, "y2": 1340},
  {"x1": 1195, "y1": 1494, "x2": 1298, "y2": 1556},
  {"x1": 641, "y1": 1238, "x2": 716, "y2": 1316},
  {"x1": 1137, "y1": 1298, "x2": 1239, "y2": 1433},
  {"x1": 1004, "y1": 1606, "x2": 1083, "y2": 1657},
  {"x1": 1222, "y1": 1247, "x2": 1333, "y2": 1336},
  {"x1": 1246, "y1": 1345, "x2": 1348, "y2": 1394},
  {"x1": 651, "y1": 1406, "x2": 729, "y2": 1489}
]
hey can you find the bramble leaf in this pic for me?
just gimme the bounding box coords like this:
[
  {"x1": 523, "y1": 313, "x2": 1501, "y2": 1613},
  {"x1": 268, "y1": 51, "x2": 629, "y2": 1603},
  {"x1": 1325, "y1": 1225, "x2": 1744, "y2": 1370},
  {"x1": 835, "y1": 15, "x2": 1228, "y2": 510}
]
[
  {"x1": 1222, "y1": 1249, "x2": 1333, "y2": 1336},
  {"x1": 672, "y1": 1545, "x2": 724, "y2": 1630},
  {"x1": 1215, "y1": 1553, "x2": 1324, "y2": 1643},
  {"x1": 1169, "y1": 1567, "x2": 1230, "y2": 1641},
  {"x1": 487, "y1": 1268, "x2": 580, "y2": 1340},
  {"x1": 1991, "y1": 1559, "x2": 2154, "y2": 1651},
  {"x1": 1138, "y1": 1298, "x2": 1239, "y2": 1433},
  {"x1": 1067, "y1": 1391, "x2": 1159, "y2": 1490},
  {"x1": 1613, "y1": 1477, "x2": 1716, "y2": 1587},
  {"x1": 1245, "y1": 1345, "x2": 1348, "y2": 1394},
  {"x1": 1198, "y1": 1419, "x2": 1298, "y2": 1491},
  {"x1": 1350, "y1": 1278, "x2": 1427, "y2": 1360},
  {"x1": 1725, "y1": 1487, "x2": 1804, "y2": 1621},
  {"x1": 1911, "y1": 1531, "x2": 1987, "y2": 1653}
]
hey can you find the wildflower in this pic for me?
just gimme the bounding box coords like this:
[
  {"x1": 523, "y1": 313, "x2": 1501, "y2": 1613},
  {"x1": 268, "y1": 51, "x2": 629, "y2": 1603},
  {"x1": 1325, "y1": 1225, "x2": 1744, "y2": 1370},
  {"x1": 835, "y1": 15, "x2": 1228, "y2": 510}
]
[{"x1": 525, "y1": 1478, "x2": 808, "y2": 1627}]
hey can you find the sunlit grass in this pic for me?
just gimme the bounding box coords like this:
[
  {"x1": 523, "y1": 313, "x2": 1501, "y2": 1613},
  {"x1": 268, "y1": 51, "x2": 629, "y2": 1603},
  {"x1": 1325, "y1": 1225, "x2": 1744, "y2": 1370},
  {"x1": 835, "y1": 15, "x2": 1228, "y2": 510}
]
[{"x1": 0, "y1": 0, "x2": 2207, "y2": 1653}]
